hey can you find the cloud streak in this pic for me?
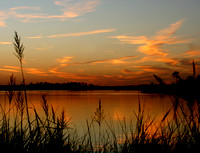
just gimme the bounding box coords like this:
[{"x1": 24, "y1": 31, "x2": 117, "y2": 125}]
[
  {"x1": 25, "y1": 68, "x2": 49, "y2": 76},
  {"x1": 49, "y1": 68, "x2": 94, "y2": 80},
  {"x1": 0, "y1": 66, "x2": 49, "y2": 77},
  {"x1": 54, "y1": 0, "x2": 100, "y2": 19},
  {"x1": 112, "y1": 19, "x2": 188, "y2": 56},
  {"x1": 0, "y1": 42, "x2": 12, "y2": 45},
  {"x1": 48, "y1": 29, "x2": 116, "y2": 38},
  {"x1": 56, "y1": 56, "x2": 74, "y2": 67},
  {"x1": 25, "y1": 36, "x2": 43, "y2": 39},
  {"x1": 83, "y1": 56, "x2": 136, "y2": 65}
]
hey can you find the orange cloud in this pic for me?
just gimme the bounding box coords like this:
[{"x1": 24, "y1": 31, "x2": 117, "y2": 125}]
[
  {"x1": 25, "y1": 36, "x2": 43, "y2": 39},
  {"x1": 25, "y1": 68, "x2": 49, "y2": 76},
  {"x1": 55, "y1": 56, "x2": 74, "y2": 67},
  {"x1": 4, "y1": 66, "x2": 20, "y2": 70},
  {"x1": 57, "y1": 56, "x2": 73, "y2": 63},
  {"x1": 48, "y1": 29, "x2": 116, "y2": 38},
  {"x1": 182, "y1": 50, "x2": 200, "y2": 58},
  {"x1": 0, "y1": 11, "x2": 7, "y2": 27},
  {"x1": 0, "y1": 65, "x2": 49, "y2": 77},
  {"x1": 0, "y1": 42, "x2": 12, "y2": 45},
  {"x1": 49, "y1": 67, "x2": 94, "y2": 80},
  {"x1": 48, "y1": 56, "x2": 74, "y2": 76},
  {"x1": 156, "y1": 58, "x2": 180, "y2": 66},
  {"x1": 49, "y1": 56, "x2": 97, "y2": 80},
  {"x1": 133, "y1": 55, "x2": 180, "y2": 66},
  {"x1": 0, "y1": 66, "x2": 20, "y2": 72},
  {"x1": 0, "y1": 68, "x2": 19, "y2": 73},
  {"x1": 112, "y1": 19, "x2": 188, "y2": 56},
  {"x1": 0, "y1": 21, "x2": 6, "y2": 27},
  {"x1": 133, "y1": 66, "x2": 158, "y2": 72},
  {"x1": 84, "y1": 56, "x2": 136, "y2": 65}
]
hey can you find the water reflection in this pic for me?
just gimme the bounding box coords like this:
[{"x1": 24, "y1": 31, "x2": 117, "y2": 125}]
[{"x1": 0, "y1": 90, "x2": 172, "y2": 132}]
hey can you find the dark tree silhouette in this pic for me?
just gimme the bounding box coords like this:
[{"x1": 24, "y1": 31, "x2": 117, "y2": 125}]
[{"x1": 172, "y1": 71, "x2": 181, "y2": 84}]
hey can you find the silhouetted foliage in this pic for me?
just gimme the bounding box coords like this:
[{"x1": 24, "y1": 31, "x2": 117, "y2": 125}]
[
  {"x1": 172, "y1": 71, "x2": 182, "y2": 84},
  {"x1": 143, "y1": 60, "x2": 200, "y2": 100},
  {"x1": 153, "y1": 74, "x2": 165, "y2": 85}
]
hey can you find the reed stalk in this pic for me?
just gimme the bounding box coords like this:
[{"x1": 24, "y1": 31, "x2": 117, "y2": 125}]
[{"x1": 13, "y1": 31, "x2": 31, "y2": 134}]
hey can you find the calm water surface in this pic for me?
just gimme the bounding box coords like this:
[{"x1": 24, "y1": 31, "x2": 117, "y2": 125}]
[{"x1": 0, "y1": 90, "x2": 173, "y2": 132}]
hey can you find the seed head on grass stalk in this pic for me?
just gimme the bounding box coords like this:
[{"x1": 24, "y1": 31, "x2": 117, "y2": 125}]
[
  {"x1": 13, "y1": 32, "x2": 24, "y2": 62},
  {"x1": 93, "y1": 99, "x2": 106, "y2": 151},
  {"x1": 13, "y1": 31, "x2": 31, "y2": 134},
  {"x1": 94, "y1": 99, "x2": 105, "y2": 127}
]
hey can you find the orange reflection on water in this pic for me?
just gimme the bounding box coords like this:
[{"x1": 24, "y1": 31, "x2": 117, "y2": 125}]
[{"x1": 0, "y1": 90, "x2": 173, "y2": 134}]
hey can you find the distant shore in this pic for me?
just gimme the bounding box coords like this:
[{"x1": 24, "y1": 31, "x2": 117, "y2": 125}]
[{"x1": 0, "y1": 82, "x2": 141, "y2": 91}]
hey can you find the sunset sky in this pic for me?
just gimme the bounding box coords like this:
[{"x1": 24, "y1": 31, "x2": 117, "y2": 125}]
[{"x1": 0, "y1": 0, "x2": 200, "y2": 85}]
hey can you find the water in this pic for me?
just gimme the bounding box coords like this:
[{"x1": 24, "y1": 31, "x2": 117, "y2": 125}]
[{"x1": 0, "y1": 90, "x2": 173, "y2": 134}]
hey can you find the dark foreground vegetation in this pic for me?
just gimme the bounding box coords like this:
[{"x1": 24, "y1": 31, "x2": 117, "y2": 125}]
[
  {"x1": 142, "y1": 60, "x2": 200, "y2": 98},
  {"x1": 1, "y1": 32, "x2": 200, "y2": 152},
  {"x1": 2, "y1": 82, "x2": 200, "y2": 153}
]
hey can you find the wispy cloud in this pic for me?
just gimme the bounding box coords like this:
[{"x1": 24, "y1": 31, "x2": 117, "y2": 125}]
[
  {"x1": 48, "y1": 55, "x2": 137, "y2": 82},
  {"x1": 0, "y1": 65, "x2": 49, "y2": 77},
  {"x1": 35, "y1": 43, "x2": 54, "y2": 51},
  {"x1": 0, "y1": 0, "x2": 100, "y2": 27},
  {"x1": 0, "y1": 66, "x2": 20, "y2": 73},
  {"x1": 181, "y1": 45, "x2": 200, "y2": 58},
  {"x1": 111, "y1": 19, "x2": 191, "y2": 69},
  {"x1": 0, "y1": 42, "x2": 12, "y2": 45},
  {"x1": 49, "y1": 69, "x2": 94, "y2": 80},
  {"x1": 133, "y1": 56, "x2": 180, "y2": 66},
  {"x1": 25, "y1": 29, "x2": 116, "y2": 39},
  {"x1": 56, "y1": 56, "x2": 74, "y2": 67},
  {"x1": 0, "y1": 11, "x2": 7, "y2": 27},
  {"x1": 4, "y1": 66, "x2": 20, "y2": 70},
  {"x1": 10, "y1": 6, "x2": 41, "y2": 11},
  {"x1": 48, "y1": 29, "x2": 116, "y2": 38},
  {"x1": 26, "y1": 68, "x2": 49, "y2": 76},
  {"x1": 54, "y1": 0, "x2": 100, "y2": 19},
  {"x1": 25, "y1": 35, "x2": 43, "y2": 39},
  {"x1": 132, "y1": 65, "x2": 171, "y2": 72},
  {"x1": 112, "y1": 19, "x2": 188, "y2": 56},
  {"x1": 82, "y1": 56, "x2": 136, "y2": 65},
  {"x1": 48, "y1": 56, "x2": 74, "y2": 76},
  {"x1": 183, "y1": 50, "x2": 200, "y2": 57},
  {"x1": 49, "y1": 56, "x2": 136, "y2": 77},
  {"x1": 156, "y1": 58, "x2": 180, "y2": 66}
]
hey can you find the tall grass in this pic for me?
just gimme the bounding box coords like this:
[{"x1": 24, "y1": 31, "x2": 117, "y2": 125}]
[{"x1": 13, "y1": 31, "x2": 31, "y2": 134}]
